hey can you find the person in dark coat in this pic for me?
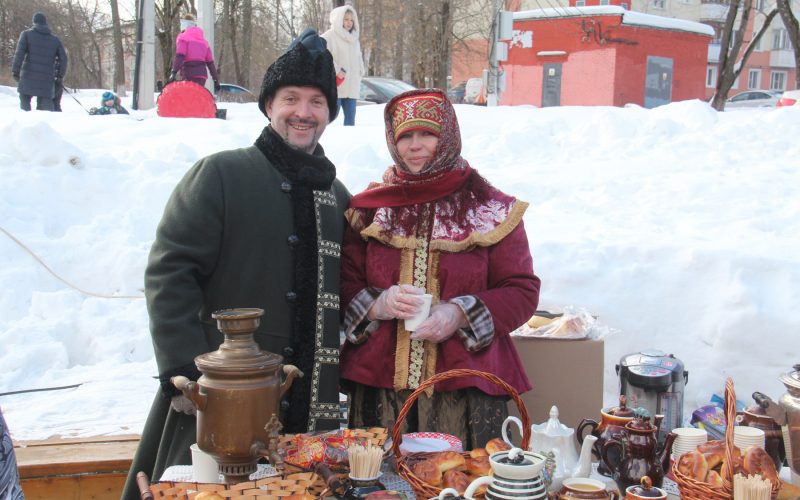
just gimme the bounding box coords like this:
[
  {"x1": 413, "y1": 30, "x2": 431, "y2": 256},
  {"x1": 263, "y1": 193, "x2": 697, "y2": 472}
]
[
  {"x1": 12, "y1": 12, "x2": 68, "y2": 112},
  {"x1": 121, "y1": 28, "x2": 348, "y2": 500},
  {"x1": 0, "y1": 407, "x2": 24, "y2": 500}
]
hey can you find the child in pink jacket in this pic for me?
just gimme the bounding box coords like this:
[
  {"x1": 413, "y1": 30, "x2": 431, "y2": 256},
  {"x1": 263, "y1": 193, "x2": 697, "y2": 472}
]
[{"x1": 170, "y1": 14, "x2": 220, "y2": 92}]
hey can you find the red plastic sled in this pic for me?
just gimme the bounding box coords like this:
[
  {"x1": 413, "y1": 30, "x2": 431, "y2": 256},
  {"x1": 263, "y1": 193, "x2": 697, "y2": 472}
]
[{"x1": 157, "y1": 80, "x2": 217, "y2": 118}]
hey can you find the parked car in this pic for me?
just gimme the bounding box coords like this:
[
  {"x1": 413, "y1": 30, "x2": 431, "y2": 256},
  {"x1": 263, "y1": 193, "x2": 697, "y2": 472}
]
[
  {"x1": 776, "y1": 89, "x2": 800, "y2": 107},
  {"x1": 725, "y1": 90, "x2": 782, "y2": 109},
  {"x1": 448, "y1": 81, "x2": 466, "y2": 104},
  {"x1": 217, "y1": 83, "x2": 257, "y2": 103},
  {"x1": 359, "y1": 77, "x2": 416, "y2": 105}
]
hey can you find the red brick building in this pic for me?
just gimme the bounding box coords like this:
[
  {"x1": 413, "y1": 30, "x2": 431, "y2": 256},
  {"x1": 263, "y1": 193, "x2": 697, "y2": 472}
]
[{"x1": 500, "y1": 6, "x2": 713, "y2": 107}]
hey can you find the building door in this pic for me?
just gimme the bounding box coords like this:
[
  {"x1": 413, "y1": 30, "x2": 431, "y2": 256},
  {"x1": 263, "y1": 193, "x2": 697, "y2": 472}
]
[
  {"x1": 644, "y1": 56, "x2": 673, "y2": 108},
  {"x1": 542, "y1": 63, "x2": 562, "y2": 107}
]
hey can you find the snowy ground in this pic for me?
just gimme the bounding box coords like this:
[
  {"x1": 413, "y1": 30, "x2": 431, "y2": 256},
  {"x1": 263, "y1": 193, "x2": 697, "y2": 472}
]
[{"x1": 1, "y1": 85, "x2": 798, "y2": 440}]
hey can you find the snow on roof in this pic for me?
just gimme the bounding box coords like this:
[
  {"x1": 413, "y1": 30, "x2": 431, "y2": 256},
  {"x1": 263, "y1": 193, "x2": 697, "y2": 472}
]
[{"x1": 514, "y1": 6, "x2": 715, "y2": 37}]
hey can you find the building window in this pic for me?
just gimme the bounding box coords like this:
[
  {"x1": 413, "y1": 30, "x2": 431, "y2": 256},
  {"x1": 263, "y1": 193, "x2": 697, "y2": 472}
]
[
  {"x1": 653, "y1": 0, "x2": 666, "y2": 8},
  {"x1": 755, "y1": 0, "x2": 764, "y2": 9},
  {"x1": 773, "y1": 29, "x2": 788, "y2": 50},
  {"x1": 600, "y1": 0, "x2": 610, "y2": 4},
  {"x1": 748, "y1": 69, "x2": 761, "y2": 89},
  {"x1": 706, "y1": 66, "x2": 717, "y2": 88},
  {"x1": 621, "y1": 1, "x2": 629, "y2": 7},
  {"x1": 576, "y1": 0, "x2": 586, "y2": 5},
  {"x1": 771, "y1": 71, "x2": 787, "y2": 90}
]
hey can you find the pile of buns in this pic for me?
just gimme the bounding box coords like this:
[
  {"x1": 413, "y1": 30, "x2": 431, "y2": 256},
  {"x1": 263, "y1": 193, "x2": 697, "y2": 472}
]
[
  {"x1": 410, "y1": 438, "x2": 509, "y2": 494},
  {"x1": 675, "y1": 440, "x2": 779, "y2": 489}
]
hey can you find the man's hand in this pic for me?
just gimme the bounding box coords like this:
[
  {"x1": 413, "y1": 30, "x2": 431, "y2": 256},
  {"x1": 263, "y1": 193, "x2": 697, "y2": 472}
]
[
  {"x1": 410, "y1": 304, "x2": 468, "y2": 344},
  {"x1": 368, "y1": 284, "x2": 426, "y2": 321},
  {"x1": 12, "y1": 73, "x2": 19, "y2": 82},
  {"x1": 168, "y1": 71, "x2": 177, "y2": 83},
  {"x1": 170, "y1": 395, "x2": 197, "y2": 415},
  {"x1": 213, "y1": 80, "x2": 221, "y2": 93}
]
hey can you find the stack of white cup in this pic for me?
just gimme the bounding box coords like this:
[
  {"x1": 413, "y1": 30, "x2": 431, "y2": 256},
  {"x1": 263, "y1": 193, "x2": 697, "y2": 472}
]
[
  {"x1": 733, "y1": 426, "x2": 766, "y2": 451},
  {"x1": 671, "y1": 427, "x2": 709, "y2": 461}
]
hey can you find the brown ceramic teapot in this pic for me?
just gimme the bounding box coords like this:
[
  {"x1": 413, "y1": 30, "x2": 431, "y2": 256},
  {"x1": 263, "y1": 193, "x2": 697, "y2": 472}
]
[
  {"x1": 172, "y1": 308, "x2": 302, "y2": 482},
  {"x1": 577, "y1": 395, "x2": 636, "y2": 476},
  {"x1": 600, "y1": 411, "x2": 675, "y2": 493}
]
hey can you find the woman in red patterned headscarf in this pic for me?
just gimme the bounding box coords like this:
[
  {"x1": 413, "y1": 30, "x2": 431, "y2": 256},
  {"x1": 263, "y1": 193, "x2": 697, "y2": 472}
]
[{"x1": 340, "y1": 89, "x2": 541, "y2": 448}]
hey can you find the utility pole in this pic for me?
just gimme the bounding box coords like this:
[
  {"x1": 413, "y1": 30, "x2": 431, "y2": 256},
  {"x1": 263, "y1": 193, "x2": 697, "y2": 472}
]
[
  {"x1": 487, "y1": 0, "x2": 503, "y2": 106},
  {"x1": 132, "y1": 0, "x2": 155, "y2": 109},
  {"x1": 198, "y1": 0, "x2": 215, "y2": 94}
]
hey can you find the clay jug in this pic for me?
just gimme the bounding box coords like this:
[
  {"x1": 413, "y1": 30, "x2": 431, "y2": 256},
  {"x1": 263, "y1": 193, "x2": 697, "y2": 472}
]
[
  {"x1": 577, "y1": 395, "x2": 635, "y2": 476},
  {"x1": 601, "y1": 411, "x2": 675, "y2": 493}
]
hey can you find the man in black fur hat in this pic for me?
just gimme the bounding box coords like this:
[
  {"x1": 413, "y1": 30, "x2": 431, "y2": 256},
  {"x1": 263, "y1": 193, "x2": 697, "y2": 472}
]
[
  {"x1": 121, "y1": 28, "x2": 349, "y2": 500},
  {"x1": 12, "y1": 12, "x2": 68, "y2": 111}
]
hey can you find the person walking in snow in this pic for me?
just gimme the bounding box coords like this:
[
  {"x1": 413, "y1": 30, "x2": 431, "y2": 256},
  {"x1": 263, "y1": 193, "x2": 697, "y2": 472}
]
[
  {"x1": 89, "y1": 91, "x2": 129, "y2": 115},
  {"x1": 12, "y1": 12, "x2": 68, "y2": 112},
  {"x1": 321, "y1": 5, "x2": 364, "y2": 126},
  {"x1": 121, "y1": 28, "x2": 349, "y2": 500},
  {"x1": 169, "y1": 13, "x2": 220, "y2": 93}
]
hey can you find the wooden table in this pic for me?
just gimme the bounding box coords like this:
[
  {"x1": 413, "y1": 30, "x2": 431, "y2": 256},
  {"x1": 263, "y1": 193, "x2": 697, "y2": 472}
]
[{"x1": 14, "y1": 434, "x2": 139, "y2": 500}]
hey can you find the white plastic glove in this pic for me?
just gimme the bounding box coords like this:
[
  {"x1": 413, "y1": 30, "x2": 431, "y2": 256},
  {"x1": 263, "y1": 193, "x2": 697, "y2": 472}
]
[
  {"x1": 170, "y1": 394, "x2": 197, "y2": 415},
  {"x1": 410, "y1": 303, "x2": 468, "y2": 343},
  {"x1": 367, "y1": 284, "x2": 426, "y2": 321}
]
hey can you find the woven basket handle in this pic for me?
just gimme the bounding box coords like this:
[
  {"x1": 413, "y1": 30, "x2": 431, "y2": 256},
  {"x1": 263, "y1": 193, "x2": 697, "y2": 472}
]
[
  {"x1": 722, "y1": 377, "x2": 736, "y2": 493},
  {"x1": 390, "y1": 368, "x2": 531, "y2": 458}
]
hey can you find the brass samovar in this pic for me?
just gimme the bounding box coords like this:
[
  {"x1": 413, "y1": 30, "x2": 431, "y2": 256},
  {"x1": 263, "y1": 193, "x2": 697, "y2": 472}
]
[{"x1": 172, "y1": 308, "x2": 302, "y2": 483}]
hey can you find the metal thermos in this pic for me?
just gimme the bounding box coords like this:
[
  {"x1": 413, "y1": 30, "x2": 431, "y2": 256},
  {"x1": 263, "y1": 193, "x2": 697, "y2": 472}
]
[{"x1": 616, "y1": 350, "x2": 688, "y2": 443}]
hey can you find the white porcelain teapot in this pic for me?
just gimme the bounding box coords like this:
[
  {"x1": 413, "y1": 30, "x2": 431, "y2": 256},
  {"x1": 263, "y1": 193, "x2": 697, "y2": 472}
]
[{"x1": 502, "y1": 405, "x2": 597, "y2": 492}]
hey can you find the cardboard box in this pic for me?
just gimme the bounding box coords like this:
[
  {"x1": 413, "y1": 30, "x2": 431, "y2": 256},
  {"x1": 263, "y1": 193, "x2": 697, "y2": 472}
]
[{"x1": 508, "y1": 337, "x2": 605, "y2": 433}]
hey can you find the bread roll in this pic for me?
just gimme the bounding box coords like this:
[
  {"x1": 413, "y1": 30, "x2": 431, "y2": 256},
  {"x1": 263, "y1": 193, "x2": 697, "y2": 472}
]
[
  {"x1": 706, "y1": 470, "x2": 723, "y2": 488},
  {"x1": 677, "y1": 449, "x2": 708, "y2": 481},
  {"x1": 443, "y1": 469, "x2": 470, "y2": 494},
  {"x1": 485, "y1": 438, "x2": 511, "y2": 455},
  {"x1": 465, "y1": 456, "x2": 490, "y2": 476},
  {"x1": 433, "y1": 451, "x2": 465, "y2": 473},
  {"x1": 469, "y1": 448, "x2": 488, "y2": 458},
  {"x1": 194, "y1": 493, "x2": 225, "y2": 500},
  {"x1": 413, "y1": 459, "x2": 442, "y2": 486},
  {"x1": 743, "y1": 446, "x2": 779, "y2": 486}
]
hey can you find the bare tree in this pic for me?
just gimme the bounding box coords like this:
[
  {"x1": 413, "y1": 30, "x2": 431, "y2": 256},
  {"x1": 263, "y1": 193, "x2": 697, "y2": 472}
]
[
  {"x1": 155, "y1": 0, "x2": 188, "y2": 82},
  {"x1": 110, "y1": 0, "x2": 126, "y2": 94},
  {"x1": 776, "y1": 0, "x2": 800, "y2": 87},
  {"x1": 711, "y1": 0, "x2": 778, "y2": 110}
]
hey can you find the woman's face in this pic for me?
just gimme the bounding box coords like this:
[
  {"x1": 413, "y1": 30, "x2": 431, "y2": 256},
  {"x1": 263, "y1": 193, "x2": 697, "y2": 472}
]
[
  {"x1": 396, "y1": 130, "x2": 439, "y2": 174},
  {"x1": 343, "y1": 13, "x2": 354, "y2": 31}
]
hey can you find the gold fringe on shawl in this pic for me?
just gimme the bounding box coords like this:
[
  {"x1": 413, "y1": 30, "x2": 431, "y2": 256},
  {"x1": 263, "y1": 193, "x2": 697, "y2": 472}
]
[{"x1": 393, "y1": 249, "x2": 415, "y2": 392}]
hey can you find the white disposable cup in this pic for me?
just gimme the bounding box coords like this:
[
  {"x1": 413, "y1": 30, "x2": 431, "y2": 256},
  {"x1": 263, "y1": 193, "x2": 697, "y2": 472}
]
[
  {"x1": 404, "y1": 294, "x2": 432, "y2": 331},
  {"x1": 191, "y1": 443, "x2": 221, "y2": 483},
  {"x1": 733, "y1": 426, "x2": 765, "y2": 450}
]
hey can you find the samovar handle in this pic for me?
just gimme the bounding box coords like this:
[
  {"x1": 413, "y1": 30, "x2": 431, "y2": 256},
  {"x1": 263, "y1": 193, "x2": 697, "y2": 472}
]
[
  {"x1": 171, "y1": 375, "x2": 208, "y2": 411},
  {"x1": 280, "y1": 365, "x2": 303, "y2": 398}
]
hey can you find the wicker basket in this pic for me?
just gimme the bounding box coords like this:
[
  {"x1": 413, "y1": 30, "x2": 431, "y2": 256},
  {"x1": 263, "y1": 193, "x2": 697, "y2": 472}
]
[
  {"x1": 390, "y1": 368, "x2": 532, "y2": 500},
  {"x1": 671, "y1": 377, "x2": 779, "y2": 500},
  {"x1": 138, "y1": 470, "x2": 322, "y2": 500}
]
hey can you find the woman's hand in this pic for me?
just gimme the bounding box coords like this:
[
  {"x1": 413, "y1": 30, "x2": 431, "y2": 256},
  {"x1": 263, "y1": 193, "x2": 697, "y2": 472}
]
[
  {"x1": 367, "y1": 284, "x2": 426, "y2": 321},
  {"x1": 410, "y1": 304, "x2": 468, "y2": 343}
]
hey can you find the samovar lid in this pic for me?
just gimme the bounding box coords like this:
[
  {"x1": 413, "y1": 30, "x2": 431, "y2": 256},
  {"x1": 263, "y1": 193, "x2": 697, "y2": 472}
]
[
  {"x1": 196, "y1": 308, "x2": 284, "y2": 373},
  {"x1": 780, "y1": 364, "x2": 800, "y2": 392}
]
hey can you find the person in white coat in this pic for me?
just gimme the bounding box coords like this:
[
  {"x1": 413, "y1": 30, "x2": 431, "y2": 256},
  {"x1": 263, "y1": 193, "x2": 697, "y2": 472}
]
[{"x1": 321, "y1": 5, "x2": 364, "y2": 126}]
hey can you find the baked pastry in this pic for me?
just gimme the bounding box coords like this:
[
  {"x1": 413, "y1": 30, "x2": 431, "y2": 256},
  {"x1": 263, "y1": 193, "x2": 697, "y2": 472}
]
[
  {"x1": 677, "y1": 449, "x2": 708, "y2": 481},
  {"x1": 485, "y1": 438, "x2": 511, "y2": 455},
  {"x1": 413, "y1": 459, "x2": 442, "y2": 486},
  {"x1": 706, "y1": 470, "x2": 723, "y2": 488},
  {"x1": 465, "y1": 455, "x2": 491, "y2": 476},
  {"x1": 742, "y1": 446, "x2": 779, "y2": 486},
  {"x1": 469, "y1": 447, "x2": 488, "y2": 458},
  {"x1": 433, "y1": 451, "x2": 465, "y2": 472},
  {"x1": 443, "y1": 469, "x2": 471, "y2": 494},
  {"x1": 195, "y1": 493, "x2": 225, "y2": 500}
]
